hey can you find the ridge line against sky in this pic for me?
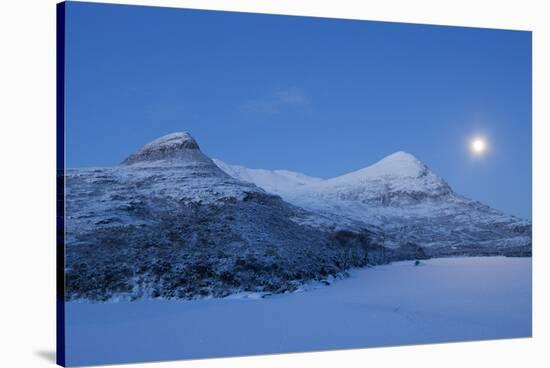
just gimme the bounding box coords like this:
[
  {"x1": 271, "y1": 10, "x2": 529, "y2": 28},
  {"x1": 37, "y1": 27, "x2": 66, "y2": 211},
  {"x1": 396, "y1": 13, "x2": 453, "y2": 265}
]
[{"x1": 64, "y1": 2, "x2": 531, "y2": 219}]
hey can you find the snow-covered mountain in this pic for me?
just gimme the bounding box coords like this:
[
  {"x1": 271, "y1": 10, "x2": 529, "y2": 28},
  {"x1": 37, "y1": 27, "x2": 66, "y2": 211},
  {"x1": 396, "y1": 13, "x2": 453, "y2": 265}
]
[
  {"x1": 64, "y1": 132, "x2": 530, "y2": 301},
  {"x1": 297, "y1": 151, "x2": 452, "y2": 204},
  {"x1": 65, "y1": 133, "x2": 389, "y2": 301},
  {"x1": 216, "y1": 151, "x2": 531, "y2": 257}
]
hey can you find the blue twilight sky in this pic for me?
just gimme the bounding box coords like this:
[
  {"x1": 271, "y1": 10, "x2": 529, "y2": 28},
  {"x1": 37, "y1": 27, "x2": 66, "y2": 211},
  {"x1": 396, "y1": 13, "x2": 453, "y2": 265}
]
[{"x1": 64, "y1": 2, "x2": 532, "y2": 219}]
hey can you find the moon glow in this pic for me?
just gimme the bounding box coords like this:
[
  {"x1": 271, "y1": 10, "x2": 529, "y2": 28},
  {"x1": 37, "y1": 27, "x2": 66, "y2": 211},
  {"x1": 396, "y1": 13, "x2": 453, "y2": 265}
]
[{"x1": 470, "y1": 137, "x2": 487, "y2": 155}]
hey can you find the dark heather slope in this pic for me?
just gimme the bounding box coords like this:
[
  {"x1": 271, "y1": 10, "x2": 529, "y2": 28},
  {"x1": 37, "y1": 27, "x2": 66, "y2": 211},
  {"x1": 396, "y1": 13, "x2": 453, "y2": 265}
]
[{"x1": 65, "y1": 132, "x2": 416, "y2": 301}]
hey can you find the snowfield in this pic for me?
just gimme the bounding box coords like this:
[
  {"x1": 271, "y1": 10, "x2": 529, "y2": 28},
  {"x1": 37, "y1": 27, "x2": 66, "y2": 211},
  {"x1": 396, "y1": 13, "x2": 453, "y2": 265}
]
[{"x1": 65, "y1": 257, "x2": 532, "y2": 366}]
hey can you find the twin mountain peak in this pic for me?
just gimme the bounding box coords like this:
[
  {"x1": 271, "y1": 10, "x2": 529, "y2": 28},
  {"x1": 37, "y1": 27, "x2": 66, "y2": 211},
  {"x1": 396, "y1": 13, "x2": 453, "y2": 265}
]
[{"x1": 121, "y1": 131, "x2": 437, "y2": 186}]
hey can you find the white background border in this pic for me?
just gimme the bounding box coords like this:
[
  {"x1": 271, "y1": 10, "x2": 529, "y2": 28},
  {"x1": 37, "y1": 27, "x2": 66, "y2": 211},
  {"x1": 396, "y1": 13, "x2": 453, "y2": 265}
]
[{"x1": 0, "y1": 1, "x2": 548, "y2": 367}]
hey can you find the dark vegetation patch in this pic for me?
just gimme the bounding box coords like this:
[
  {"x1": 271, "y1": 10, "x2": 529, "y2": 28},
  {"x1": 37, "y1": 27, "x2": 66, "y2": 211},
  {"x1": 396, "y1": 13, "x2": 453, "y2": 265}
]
[{"x1": 66, "y1": 192, "x2": 400, "y2": 301}]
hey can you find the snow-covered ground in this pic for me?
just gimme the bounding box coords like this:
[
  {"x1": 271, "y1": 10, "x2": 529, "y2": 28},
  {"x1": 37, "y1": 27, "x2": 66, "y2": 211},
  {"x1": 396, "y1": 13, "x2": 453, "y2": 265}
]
[{"x1": 65, "y1": 257, "x2": 531, "y2": 366}]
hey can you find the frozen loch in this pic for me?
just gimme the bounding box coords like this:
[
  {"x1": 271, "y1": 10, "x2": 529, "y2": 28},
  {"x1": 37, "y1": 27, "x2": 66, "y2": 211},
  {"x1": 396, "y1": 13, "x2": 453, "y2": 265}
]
[{"x1": 65, "y1": 257, "x2": 531, "y2": 366}]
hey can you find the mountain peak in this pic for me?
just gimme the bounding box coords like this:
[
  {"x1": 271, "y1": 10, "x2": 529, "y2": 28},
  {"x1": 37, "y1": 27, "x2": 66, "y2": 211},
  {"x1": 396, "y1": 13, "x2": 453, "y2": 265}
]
[
  {"x1": 144, "y1": 132, "x2": 199, "y2": 150},
  {"x1": 383, "y1": 151, "x2": 418, "y2": 161},
  {"x1": 121, "y1": 132, "x2": 207, "y2": 165},
  {"x1": 361, "y1": 151, "x2": 428, "y2": 178},
  {"x1": 291, "y1": 150, "x2": 453, "y2": 207}
]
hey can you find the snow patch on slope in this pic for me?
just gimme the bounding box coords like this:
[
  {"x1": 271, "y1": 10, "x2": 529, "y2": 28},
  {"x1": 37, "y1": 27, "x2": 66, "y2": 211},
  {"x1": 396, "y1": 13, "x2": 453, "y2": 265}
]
[{"x1": 213, "y1": 159, "x2": 323, "y2": 195}]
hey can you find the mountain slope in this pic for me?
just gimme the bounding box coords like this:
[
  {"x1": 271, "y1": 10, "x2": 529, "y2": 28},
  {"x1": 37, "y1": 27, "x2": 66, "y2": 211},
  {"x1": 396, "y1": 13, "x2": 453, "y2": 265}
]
[
  {"x1": 216, "y1": 151, "x2": 531, "y2": 257},
  {"x1": 212, "y1": 159, "x2": 323, "y2": 196},
  {"x1": 65, "y1": 133, "x2": 388, "y2": 301}
]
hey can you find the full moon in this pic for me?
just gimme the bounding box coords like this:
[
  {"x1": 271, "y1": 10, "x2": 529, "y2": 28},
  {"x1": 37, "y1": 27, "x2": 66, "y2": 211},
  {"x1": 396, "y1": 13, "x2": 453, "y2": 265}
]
[{"x1": 470, "y1": 137, "x2": 487, "y2": 155}]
